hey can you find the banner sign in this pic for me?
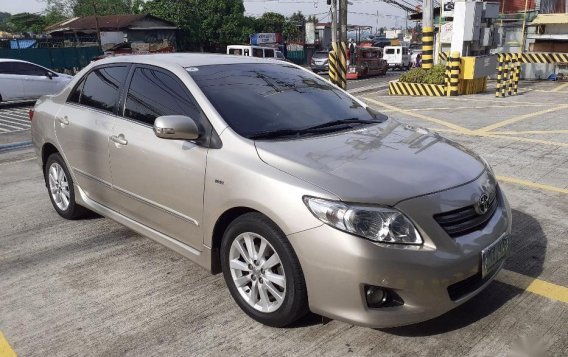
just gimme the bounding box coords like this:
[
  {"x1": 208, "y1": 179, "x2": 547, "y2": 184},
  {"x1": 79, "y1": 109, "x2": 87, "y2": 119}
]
[{"x1": 250, "y1": 33, "x2": 282, "y2": 45}]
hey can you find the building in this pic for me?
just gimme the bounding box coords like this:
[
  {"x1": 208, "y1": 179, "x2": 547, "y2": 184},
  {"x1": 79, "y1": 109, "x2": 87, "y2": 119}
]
[{"x1": 45, "y1": 14, "x2": 178, "y2": 51}]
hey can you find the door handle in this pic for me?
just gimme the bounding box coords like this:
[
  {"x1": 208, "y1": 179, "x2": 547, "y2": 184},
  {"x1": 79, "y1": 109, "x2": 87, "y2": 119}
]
[
  {"x1": 110, "y1": 134, "x2": 128, "y2": 146},
  {"x1": 57, "y1": 116, "x2": 69, "y2": 126}
]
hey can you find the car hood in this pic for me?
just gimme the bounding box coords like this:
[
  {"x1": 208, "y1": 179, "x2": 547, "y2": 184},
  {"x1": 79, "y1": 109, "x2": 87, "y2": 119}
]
[{"x1": 255, "y1": 120, "x2": 486, "y2": 205}]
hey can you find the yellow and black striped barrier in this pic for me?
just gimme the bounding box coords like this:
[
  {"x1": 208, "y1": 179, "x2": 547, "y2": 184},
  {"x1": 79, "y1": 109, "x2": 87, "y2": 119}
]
[
  {"x1": 439, "y1": 51, "x2": 449, "y2": 62},
  {"x1": 422, "y1": 27, "x2": 434, "y2": 69},
  {"x1": 328, "y1": 45, "x2": 339, "y2": 87},
  {"x1": 447, "y1": 51, "x2": 460, "y2": 96},
  {"x1": 337, "y1": 41, "x2": 347, "y2": 90},
  {"x1": 518, "y1": 52, "x2": 568, "y2": 64},
  {"x1": 388, "y1": 81, "x2": 446, "y2": 96},
  {"x1": 496, "y1": 53, "x2": 521, "y2": 97}
]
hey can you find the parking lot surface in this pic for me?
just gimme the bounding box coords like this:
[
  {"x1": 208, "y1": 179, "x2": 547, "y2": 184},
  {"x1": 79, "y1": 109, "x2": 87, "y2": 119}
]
[{"x1": 1, "y1": 81, "x2": 567, "y2": 356}]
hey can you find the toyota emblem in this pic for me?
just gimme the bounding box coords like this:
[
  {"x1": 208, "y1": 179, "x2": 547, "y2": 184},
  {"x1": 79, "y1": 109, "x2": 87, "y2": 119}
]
[{"x1": 475, "y1": 193, "x2": 490, "y2": 215}]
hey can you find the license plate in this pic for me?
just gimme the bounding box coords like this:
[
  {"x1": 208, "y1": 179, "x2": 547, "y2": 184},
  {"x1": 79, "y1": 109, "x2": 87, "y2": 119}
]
[{"x1": 481, "y1": 234, "x2": 510, "y2": 278}]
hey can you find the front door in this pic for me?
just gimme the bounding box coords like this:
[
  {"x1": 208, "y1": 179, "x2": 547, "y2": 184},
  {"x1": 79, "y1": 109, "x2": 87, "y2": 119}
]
[
  {"x1": 109, "y1": 66, "x2": 208, "y2": 249},
  {"x1": 55, "y1": 65, "x2": 130, "y2": 204},
  {"x1": 13, "y1": 62, "x2": 58, "y2": 99}
]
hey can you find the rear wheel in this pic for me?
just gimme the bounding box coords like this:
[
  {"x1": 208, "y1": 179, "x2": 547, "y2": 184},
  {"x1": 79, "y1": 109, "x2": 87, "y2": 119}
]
[
  {"x1": 221, "y1": 212, "x2": 309, "y2": 327},
  {"x1": 45, "y1": 153, "x2": 88, "y2": 219}
]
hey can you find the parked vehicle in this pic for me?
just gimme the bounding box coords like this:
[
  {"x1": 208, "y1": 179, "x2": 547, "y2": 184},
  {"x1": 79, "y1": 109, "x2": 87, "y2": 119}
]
[
  {"x1": 32, "y1": 53, "x2": 511, "y2": 329},
  {"x1": 383, "y1": 45, "x2": 412, "y2": 70},
  {"x1": 310, "y1": 51, "x2": 329, "y2": 73},
  {"x1": 227, "y1": 45, "x2": 280, "y2": 59},
  {"x1": 347, "y1": 46, "x2": 388, "y2": 79},
  {"x1": 0, "y1": 59, "x2": 72, "y2": 102}
]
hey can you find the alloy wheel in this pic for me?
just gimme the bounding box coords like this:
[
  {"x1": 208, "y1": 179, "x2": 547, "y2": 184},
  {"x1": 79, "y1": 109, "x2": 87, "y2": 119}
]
[
  {"x1": 229, "y1": 232, "x2": 286, "y2": 313},
  {"x1": 48, "y1": 162, "x2": 70, "y2": 211}
]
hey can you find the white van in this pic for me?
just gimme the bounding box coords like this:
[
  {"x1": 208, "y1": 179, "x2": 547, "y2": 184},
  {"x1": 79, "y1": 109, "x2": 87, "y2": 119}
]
[
  {"x1": 227, "y1": 45, "x2": 283, "y2": 60},
  {"x1": 383, "y1": 46, "x2": 412, "y2": 70}
]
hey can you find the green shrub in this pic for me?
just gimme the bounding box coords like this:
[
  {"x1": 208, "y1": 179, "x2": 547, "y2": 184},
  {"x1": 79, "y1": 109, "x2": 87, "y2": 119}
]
[{"x1": 399, "y1": 64, "x2": 446, "y2": 85}]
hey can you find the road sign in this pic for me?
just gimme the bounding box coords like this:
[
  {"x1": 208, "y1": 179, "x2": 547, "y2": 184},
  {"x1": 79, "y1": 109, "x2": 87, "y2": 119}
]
[{"x1": 442, "y1": 1, "x2": 455, "y2": 18}]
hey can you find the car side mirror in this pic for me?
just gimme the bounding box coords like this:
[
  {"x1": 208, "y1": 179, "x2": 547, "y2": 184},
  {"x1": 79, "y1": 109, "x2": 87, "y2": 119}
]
[
  {"x1": 47, "y1": 71, "x2": 53, "y2": 79},
  {"x1": 153, "y1": 115, "x2": 200, "y2": 141}
]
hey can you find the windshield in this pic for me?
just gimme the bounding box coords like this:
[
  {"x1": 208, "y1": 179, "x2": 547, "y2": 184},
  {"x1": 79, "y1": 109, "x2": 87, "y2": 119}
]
[
  {"x1": 313, "y1": 52, "x2": 328, "y2": 58},
  {"x1": 189, "y1": 63, "x2": 384, "y2": 139}
]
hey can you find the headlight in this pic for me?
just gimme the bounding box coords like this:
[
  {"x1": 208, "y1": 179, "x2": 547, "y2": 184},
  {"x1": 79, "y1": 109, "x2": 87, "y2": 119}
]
[{"x1": 303, "y1": 197, "x2": 423, "y2": 245}]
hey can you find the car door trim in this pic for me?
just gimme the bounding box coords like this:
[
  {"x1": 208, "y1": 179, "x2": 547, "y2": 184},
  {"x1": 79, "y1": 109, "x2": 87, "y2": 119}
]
[
  {"x1": 75, "y1": 186, "x2": 202, "y2": 257},
  {"x1": 74, "y1": 167, "x2": 199, "y2": 227},
  {"x1": 74, "y1": 167, "x2": 112, "y2": 188},
  {"x1": 112, "y1": 184, "x2": 200, "y2": 227}
]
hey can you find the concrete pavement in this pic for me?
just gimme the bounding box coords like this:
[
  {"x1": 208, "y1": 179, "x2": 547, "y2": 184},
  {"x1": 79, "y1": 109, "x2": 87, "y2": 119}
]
[{"x1": 1, "y1": 80, "x2": 567, "y2": 356}]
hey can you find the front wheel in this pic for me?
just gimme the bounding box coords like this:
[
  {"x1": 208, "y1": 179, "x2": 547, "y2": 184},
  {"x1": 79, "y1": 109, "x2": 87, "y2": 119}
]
[{"x1": 221, "y1": 212, "x2": 308, "y2": 327}]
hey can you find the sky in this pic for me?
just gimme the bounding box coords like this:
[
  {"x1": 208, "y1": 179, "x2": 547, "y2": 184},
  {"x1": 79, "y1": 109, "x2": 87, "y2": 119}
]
[{"x1": 0, "y1": 0, "x2": 409, "y2": 32}]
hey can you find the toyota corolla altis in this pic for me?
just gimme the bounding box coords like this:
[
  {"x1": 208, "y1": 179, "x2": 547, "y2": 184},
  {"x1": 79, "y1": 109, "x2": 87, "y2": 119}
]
[{"x1": 32, "y1": 53, "x2": 511, "y2": 328}]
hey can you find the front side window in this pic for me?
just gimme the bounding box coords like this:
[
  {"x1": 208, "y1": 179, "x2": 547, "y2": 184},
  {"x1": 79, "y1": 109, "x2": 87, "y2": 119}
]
[
  {"x1": 264, "y1": 49, "x2": 274, "y2": 57},
  {"x1": 124, "y1": 67, "x2": 202, "y2": 126},
  {"x1": 12, "y1": 62, "x2": 47, "y2": 76},
  {"x1": 79, "y1": 66, "x2": 129, "y2": 113},
  {"x1": 189, "y1": 63, "x2": 384, "y2": 139},
  {"x1": 252, "y1": 48, "x2": 263, "y2": 57}
]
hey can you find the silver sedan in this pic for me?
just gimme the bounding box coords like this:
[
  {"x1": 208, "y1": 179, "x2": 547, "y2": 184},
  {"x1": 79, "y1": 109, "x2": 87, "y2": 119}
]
[{"x1": 32, "y1": 53, "x2": 511, "y2": 328}]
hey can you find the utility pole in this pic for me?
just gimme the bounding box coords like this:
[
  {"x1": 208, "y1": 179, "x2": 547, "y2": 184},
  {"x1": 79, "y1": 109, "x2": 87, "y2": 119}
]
[
  {"x1": 422, "y1": 0, "x2": 434, "y2": 69},
  {"x1": 328, "y1": 0, "x2": 339, "y2": 87},
  {"x1": 92, "y1": 0, "x2": 102, "y2": 51},
  {"x1": 337, "y1": 0, "x2": 348, "y2": 89},
  {"x1": 331, "y1": 0, "x2": 337, "y2": 45}
]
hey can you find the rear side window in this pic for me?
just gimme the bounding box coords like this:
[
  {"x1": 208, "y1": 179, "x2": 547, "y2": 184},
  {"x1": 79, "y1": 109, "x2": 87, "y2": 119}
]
[
  {"x1": 0, "y1": 62, "x2": 14, "y2": 74},
  {"x1": 385, "y1": 48, "x2": 395, "y2": 54},
  {"x1": 264, "y1": 49, "x2": 274, "y2": 57},
  {"x1": 228, "y1": 48, "x2": 243, "y2": 55},
  {"x1": 79, "y1": 66, "x2": 129, "y2": 114},
  {"x1": 124, "y1": 67, "x2": 203, "y2": 126},
  {"x1": 252, "y1": 48, "x2": 263, "y2": 57}
]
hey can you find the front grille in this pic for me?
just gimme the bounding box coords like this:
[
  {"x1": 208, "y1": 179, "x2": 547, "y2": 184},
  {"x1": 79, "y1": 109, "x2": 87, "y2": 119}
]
[{"x1": 434, "y1": 187, "x2": 499, "y2": 238}]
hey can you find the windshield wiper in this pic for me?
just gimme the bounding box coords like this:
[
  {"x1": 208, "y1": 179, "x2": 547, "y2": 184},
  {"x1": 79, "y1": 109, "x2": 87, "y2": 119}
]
[
  {"x1": 248, "y1": 128, "x2": 308, "y2": 140},
  {"x1": 304, "y1": 118, "x2": 379, "y2": 131},
  {"x1": 249, "y1": 118, "x2": 381, "y2": 140}
]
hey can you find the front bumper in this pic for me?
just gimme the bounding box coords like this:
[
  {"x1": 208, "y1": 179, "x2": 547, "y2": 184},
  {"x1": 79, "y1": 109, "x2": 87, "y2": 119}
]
[
  {"x1": 287, "y1": 173, "x2": 512, "y2": 328},
  {"x1": 311, "y1": 64, "x2": 329, "y2": 72}
]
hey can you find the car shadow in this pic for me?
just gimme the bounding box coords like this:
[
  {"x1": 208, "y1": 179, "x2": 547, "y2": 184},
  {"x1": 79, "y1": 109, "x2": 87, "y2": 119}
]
[{"x1": 379, "y1": 209, "x2": 546, "y2": 336}]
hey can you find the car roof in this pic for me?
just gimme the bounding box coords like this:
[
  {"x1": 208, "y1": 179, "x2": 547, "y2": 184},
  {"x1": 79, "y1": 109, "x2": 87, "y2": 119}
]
[
  {"x1": 95, "y1": 52, "x2": 281, "y2": 68},
  {"x1": 0, "y1": 58, "x2": 32, "y2": 63}
]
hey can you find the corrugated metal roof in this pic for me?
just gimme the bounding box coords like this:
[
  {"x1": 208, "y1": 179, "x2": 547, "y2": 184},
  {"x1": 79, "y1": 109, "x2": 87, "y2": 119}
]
[
  {"x1": 532, "y1": 14, "x2": 568, "y2": 25},
  {"x1": 46, "y1": 14, "x2": 176, "y2": 33}
]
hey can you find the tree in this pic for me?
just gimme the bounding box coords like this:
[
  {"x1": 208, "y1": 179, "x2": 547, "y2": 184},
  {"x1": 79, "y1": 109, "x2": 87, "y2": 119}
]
[
  {"x1": 283, "y1": 11, "x2": 304, "y2": 41},
  {"x1": 306, "y1": 15, "x2": 318, "y2": 24},
  {"x1": 73, "y1": 0, "x2": 131, "y2": 16},
  {"x1": 5, "y1": 13, "x2": 46, "y2": 33},
  {"x1": 256, "y1": 12, "x2": 285, "y2": 33}
]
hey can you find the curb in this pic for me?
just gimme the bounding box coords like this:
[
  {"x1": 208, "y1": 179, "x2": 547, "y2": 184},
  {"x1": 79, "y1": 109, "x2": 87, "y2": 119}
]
[
  {"x1": 0, "y1": 141, "x2": 33, "y2": 153},
  {"x1": 348, "y1": 84, "x2": 389, "y2": 94}
]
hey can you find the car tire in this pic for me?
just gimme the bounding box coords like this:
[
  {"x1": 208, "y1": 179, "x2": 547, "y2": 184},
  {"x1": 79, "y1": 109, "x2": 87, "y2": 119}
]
[
  {"x1": 221, "y1": 212, "x2": 309, "y2": 327},
  {"x1": 44, "y1": 153, "x2": 88, "y2": 220}
]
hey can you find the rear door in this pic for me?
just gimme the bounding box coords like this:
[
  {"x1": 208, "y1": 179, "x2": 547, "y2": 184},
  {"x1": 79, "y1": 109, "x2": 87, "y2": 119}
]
[
  {"x1": 108, "y1": 65, "x2": 208, "y2": 249},
  {"x1": 0, "y1": 62, "x2": 25, "y2": 101},
  {"x1": 55, "y1": 65, "x2": 130, "y2": 205}
]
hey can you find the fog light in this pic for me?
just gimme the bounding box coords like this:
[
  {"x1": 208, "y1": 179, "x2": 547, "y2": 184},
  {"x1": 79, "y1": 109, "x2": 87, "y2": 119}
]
[{"x1": 365, "y1": 286, "x2": 388, "y2": 308}]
